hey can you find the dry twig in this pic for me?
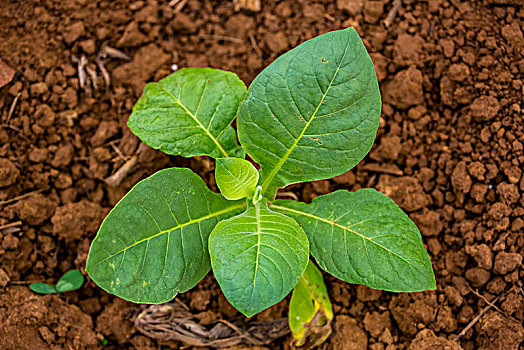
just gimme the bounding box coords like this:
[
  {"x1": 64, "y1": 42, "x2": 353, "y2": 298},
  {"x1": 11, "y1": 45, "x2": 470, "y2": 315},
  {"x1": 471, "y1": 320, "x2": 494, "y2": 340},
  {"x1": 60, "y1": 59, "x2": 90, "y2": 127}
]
[
  {"x1": 324, "y1": 13, "x2": 335, "y2": 22},
  {"x1": 467, "y1": 284, "x2": 519, "y2": 323},
  {"x1": 6, "y1": 92, "x2": 20, "y2": 122},
  {"x1": 86, "y1": 65, "x2": 98, "y2": 90},
  {"x1": 0, "y1": 123, "x2": 30, "y2": 141},
  {"x1": 249, "y1": 34, "x2": 263, "y2": 58},
  {"x1": 198, "y1": 34, "x2": 244, "y2": 44},
  {"x1": 101, "y1": 44, "x2": 132, "y2": 61},
  {"x1": 0, "y1": 189, "x2": 43, "y2": 206},
  {"x1": 233, "y1": 0, "x2": 261, "y2": 12},
  {"x1": 0, "y1": 221, "x2": 22, "y2": 231},
  {"x1": 109, "y1": 141, "x2": 129, "y2": 162},
  {"x1": 173, "y1": 0, "x2": 188, "y2": 12},
  {"x1": 384, "y1": 0, "x2": 402, "y2": 28},
  {"x1": 455, "y1": 295, "x2": 500, "y2": 340},
  {"x1": 73, "y1": 55, "x2": 89, "y2": 90},
  {"x1": 95, "y1": 55, "x2": 111, "y2": 88},
  {"x1": 105, "y1": 155, "x2": 138, "y2": 187}
]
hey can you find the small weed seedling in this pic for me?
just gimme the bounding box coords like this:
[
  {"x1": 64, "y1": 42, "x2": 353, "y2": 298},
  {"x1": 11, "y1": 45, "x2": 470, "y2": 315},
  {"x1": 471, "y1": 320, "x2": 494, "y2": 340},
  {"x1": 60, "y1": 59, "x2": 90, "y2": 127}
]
[
  {"x1": 86, "y1": 28, "x2": 435, "y2": 344},
  {"x1": 30, "y1": 269, "x2": 84, "y2": 294}
]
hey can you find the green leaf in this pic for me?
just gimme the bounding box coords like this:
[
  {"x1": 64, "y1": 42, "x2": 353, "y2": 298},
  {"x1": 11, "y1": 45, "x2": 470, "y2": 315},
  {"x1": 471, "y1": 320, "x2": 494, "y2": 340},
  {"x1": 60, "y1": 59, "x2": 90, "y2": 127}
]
[
  {"x1": 128, "y1": 68, "x2": 246, "y2": 159},
  {"x1": 30, "y1": 283, "x2": 57, "y2": 294},
  {"x1": 289, "y1": 260, "x2": 333, "y2": 347},
  {"x1": 86, "y1": 168, "x2": 245, "y2": 303},
  {"x1": 55, "y1": 269, "x2": 84, "y2": 292},
  {"x1": 271, "y1": 189, "x2": 436, "y2": 292},
  {"x1": 209, "y1": 201, "x2": 309, "y2": 317},
  {"x1": 215, "y1": 158, "x2": 259, "y2": 200},
  {"x1": 238, "y1": 27, "x2": 381, "y2": 198}
]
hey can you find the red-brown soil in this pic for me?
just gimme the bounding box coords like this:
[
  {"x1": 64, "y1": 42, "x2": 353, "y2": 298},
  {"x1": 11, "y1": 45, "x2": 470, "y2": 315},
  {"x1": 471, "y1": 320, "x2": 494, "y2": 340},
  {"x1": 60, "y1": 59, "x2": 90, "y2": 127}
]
[{"x1": 1, "y1": 0, "x2": 523, "y2": 349}]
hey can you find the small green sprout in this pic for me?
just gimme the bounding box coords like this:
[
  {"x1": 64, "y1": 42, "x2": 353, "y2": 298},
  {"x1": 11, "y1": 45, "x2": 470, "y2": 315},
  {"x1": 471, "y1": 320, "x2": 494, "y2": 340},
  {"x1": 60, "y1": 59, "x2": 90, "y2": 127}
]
[{"x1": 30, "y1": 269, "x2": 84, "y2": 294}]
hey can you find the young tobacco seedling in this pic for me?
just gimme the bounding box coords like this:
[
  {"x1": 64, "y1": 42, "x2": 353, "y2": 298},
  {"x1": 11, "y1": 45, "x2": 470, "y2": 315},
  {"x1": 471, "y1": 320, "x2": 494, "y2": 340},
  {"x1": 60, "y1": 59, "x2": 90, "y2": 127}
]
[
  {"x1": 30, "y1": 269, "x2": 84, "y2": 294},
  {"x1": 86, "y1": 28, "x2": 435, "y2": 343}
]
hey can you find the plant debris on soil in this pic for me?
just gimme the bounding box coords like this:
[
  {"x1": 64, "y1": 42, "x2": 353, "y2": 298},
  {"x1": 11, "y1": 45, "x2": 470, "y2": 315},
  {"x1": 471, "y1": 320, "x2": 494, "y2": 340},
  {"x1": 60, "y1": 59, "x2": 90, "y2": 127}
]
[{"x1": 0, "y1": 0, "x2": 523, "y2": 349}]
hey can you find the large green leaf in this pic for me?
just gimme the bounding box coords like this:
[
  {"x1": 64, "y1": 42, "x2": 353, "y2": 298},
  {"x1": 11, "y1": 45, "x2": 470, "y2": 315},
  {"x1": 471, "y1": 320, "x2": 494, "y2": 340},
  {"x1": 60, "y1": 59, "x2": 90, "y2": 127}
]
[
  {"x1": 128, "y1": 68, "x2": 246, "y2": 158},
  {"x1": 238, "y1": 27, "x2": 381, "y2": 198},
  {"x1": 86, "y1": 168, "x2": 245, "y2": 303},
  {"x1": 271, "y1": 189, "x2": 436, "y2": 292},
  {"x1": 289, "y1": 260, "x2": 333, "y2": 347},
  {"x1": 209, "y1": 202, "x2": 309, "y2": 317},
  {"x1": 215, "y1": 158, "x2": 259, "y2": 200}
]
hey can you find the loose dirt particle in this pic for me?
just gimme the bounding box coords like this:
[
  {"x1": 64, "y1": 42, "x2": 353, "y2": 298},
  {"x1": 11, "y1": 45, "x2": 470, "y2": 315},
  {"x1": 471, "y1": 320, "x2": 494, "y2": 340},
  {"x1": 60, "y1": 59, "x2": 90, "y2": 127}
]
[
  {"x1": 331, "y1": 316, "x2": 368, "y2": 350},
  {"x1": 444, "y1": 285, "x2": 463, "y2": 307},
  {"x1": 383, "y1": 66, "x2": 424, "y2": 109},
  {"x1": 467, "y1": 161, "x2": 486, "y2": 180},
  {"x1": 475, "y1": 310, "x2": 524, "y2": 350},
  {"x1": 50, "y1": 144, "x2": 74, "y2": 168},
  {"x1": 170, "y1": 12, "x2": 199, "y2": 34},
  {"x1": 451, "y1": 161, "x2": 472, "y2": 193},
  {"x1": 363, "y1": 311, "x2": 391, "y2": 338},
  {"x1": 90, "y1": 120, "x2": 120, "y2": 146},
  {"x1": 496, "y1": 182, "x2": 520, "y2": 204},
  {"x1": 409, "y1": 329, "x2": 462, "y2": 350},
  {"x1": 117, "y1": 21, "x2": 149, "y2": 48},
  {"x1": 0, "y1": 287, "x2": 100, "y2": 349},
  {"x1": 470, "y1": 183, "x2": 488, "y2": 202},
  {"x1": 336, "y1": 0, "x2": 364, "y2": 15},
  {"x1": 8, "y1": 193, "x2": 57, "y2": 226},
  {"x1": 390, "y1": 293, "x2": 438, "y2": 335},
  {"x1": 466, "y1": 244, "x2": 493, "y2": 270},
  {"x1": 0, "y1": 158, "x2": 19, "y2": 187},
  {"x1": 63, "y1": 21, "x2": 85, "y2": 44},
  {"x1": 51, "y1": 200, "x2": 105, "y2": 241},
  {"x1": 393, "y1": 34, "x2": 424, "y2": 65},
  {"x1": 112, "y1": 44, "x2": 170, "y2": 92},
  {"x1": 493, "y1": 252, "x2": 522, "y2": 275},
  {"x1": 96, "y1": 299, "x2": 135, "y2": 344},
  {"x1": 0, "y1": 59, "x2": 15, "y2": 88},
  {"x1": 363, "y1": 0, "x2": 385, "y2": 24},
  {"x1": 465, "y1": 267, "x2": 490, "y2": 288},
  {"x1": 470, "y1": 96, "x2": 501, "y2": 122},
  {"x1": 0, "y1": 268, "x2": 10, "y2": 289},
  {"x1": 264, "y1": 31, "x2": 289, "y2": 53},
  {"x1": 411, "y1": 209, "x2": 443, "y2": 237},
  {"x1": 377, "y1": 175, "x2": 429, "y2": 212}
]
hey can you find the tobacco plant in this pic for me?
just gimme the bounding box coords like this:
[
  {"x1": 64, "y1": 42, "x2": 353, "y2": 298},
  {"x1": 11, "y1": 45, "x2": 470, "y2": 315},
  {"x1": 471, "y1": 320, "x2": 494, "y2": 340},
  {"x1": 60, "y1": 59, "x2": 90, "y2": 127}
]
[{"x1": 86, "y1": 28, "x2": 435, "y2": 344}]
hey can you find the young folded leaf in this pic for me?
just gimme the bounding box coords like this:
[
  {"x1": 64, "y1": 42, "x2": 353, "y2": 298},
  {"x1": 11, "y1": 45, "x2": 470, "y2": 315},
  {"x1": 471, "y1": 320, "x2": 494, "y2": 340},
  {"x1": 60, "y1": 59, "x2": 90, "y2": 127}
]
[
  {"x1": 289, "y1": 260, "x2": 333, "y2": 347},
  {"x1": 209, "y1": 201, "x2": 309, "y2": 317},
  {"x1": 271, "y1": 189, "x2": 436, "y2": 292},
  {"x1": 128, "y1": 68, "x2": 246, "y2": 159},
  {"x1": 238, "y1": 27, "x2": 381, "y2": 199},
  {"x1": 86, "y1": 168, "x2": 245, "y2": 303},
  {"x1": 215, "y1": 158, "x2": 260, "y2": 200}
]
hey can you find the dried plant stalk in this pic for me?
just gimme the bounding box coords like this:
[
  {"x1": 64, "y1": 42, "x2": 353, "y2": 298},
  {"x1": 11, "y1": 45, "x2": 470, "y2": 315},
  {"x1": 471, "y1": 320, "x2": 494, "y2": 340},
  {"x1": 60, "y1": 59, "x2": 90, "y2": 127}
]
[{"x1": 134, "y1": 303, "x2": 289, "y2": 348}]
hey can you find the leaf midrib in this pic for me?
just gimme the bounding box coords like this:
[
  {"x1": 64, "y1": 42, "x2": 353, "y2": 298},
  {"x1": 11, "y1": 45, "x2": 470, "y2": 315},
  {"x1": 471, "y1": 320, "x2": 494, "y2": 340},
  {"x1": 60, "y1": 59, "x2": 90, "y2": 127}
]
[
  {"x1": 253, "y1": 202, "x2": 262, "y2": 287},
  {"x1": 270, "y1": 204, "x2": 415, "y2": 267},
  {"x1": 159, "y1": 84, "x2": 229, "y2": 157},
  {"x1": 91, "y1": 203, "x2": 245, "y2": 266},
  {"x1": 260, "y1": 42, "x2": 350, "y2": 196}
]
